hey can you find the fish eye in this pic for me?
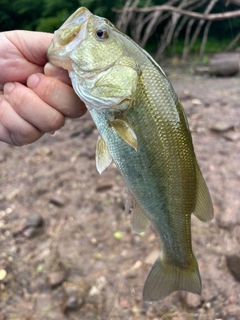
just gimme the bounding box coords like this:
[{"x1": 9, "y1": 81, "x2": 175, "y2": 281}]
[{"x1": 95, "y1": 28, "x2": 108, "y2": 40}]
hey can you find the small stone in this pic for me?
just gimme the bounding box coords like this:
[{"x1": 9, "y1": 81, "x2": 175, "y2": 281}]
[
  {"x1": 95, "y1": 179, "x2": 114, "y2": 192},
  {"x1": 192, "y1": 98, "x2": 202, "y2": 105},
  {"x1": 125, "y1": 260, "x2": 142, "y2": 278},
  {"x1": 23, "y1": 227, "x2": 41, "y2": 239},
  {"x1": 89, "y1": 276, "x2": 107, "y2": 297},
  {"x1": 62, "y1": 280, "x2": 90, "y2": 311},
  {"x1": 26, "y1": 212, "x2": 44, "y2": 228},
  {"x1": 48, "y1": 271, "x2": 66, "y2": 288},
  {"x1": 226, "y1": 255, "x2": 240, "y2": 281},
  {"x1": 185, "y1": 293, "x2": 202, "y2": 308},
  {"x1": 223, "y1": 131, "x2": 240, "y2": 141},
  {"x1": 144, "y1": 250, "x2": 159, "y2": 265},
  {"x1": 50, "y1": 195, "x2": 70, "y2": 207},
  {"x1": 209, "y1": 121, "x2": 234, "y2": 132},
  {"x1": 13, "y1": 213, "x2": 44, "y2": 239},
  {"x1": 119, "y1": 297, "x2": 131, "y2": 308},
  {"x1": 0, "y1": 269, "x2": 7, "y2": 281}
]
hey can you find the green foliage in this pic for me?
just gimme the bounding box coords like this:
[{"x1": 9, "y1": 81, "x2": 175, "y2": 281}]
[{"x1": 0, "y1": 0, "x2": 239, "y2": 57}]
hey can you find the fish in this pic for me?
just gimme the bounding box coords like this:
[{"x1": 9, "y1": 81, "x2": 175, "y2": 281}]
[{"x1": 47, "y1": 7, "x2": 214, "y2": 301}]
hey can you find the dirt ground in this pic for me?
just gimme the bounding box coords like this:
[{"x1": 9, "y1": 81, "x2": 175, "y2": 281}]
[{"x1": 0, "y1": 68, "x2": 240, "y2": 320}]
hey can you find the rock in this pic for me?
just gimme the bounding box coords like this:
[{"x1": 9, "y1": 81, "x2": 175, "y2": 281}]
[
  {"x1": 0, "y1": 269, "x2": 7, "y2": 281},
  {"x1": 13, "y1": 213, "x2": 44, "y2": 239},
  {"x1": 226, "y1": 255, "x2": 240, "y2": 281},
  {"x1": 192, "y1": 98, "x2": 202, "y2": 106},
  {"x1": 49, "y1": 195, "x2": 70, "y2": 207},
  {"x1": 95, "y1": 178, "x2": 114, "y2": 192},
  {"x1": 209, "y1": 121, "x2": 234, "y2": 132},
  {"x1": 26, "y1": 212, "x2": 44, "y2": 228},
  {"x1": 48, "y1": 271, "x2": 66, "y2": 288},
  {"x1": 125, "y1": 260, "x2": 142, "y2": 279},
  {"x1": 144, "y1": 250, "x2": 159, "y2": 265},
  {"x1": 88, "y1": 276, "x2": 107, "y2": 299},
  {"x1": 223, "y1": 131, "x2": 240, "y2": 141},
  {"x1": 22, "y1": 226, "x2": 40, "y2": 239},
  {"x1": 62, "y1": 279, "x2": 90, "y2": 311},
  {"x1": 185, "y1": 293, "x2": 202, "y2": 308}
]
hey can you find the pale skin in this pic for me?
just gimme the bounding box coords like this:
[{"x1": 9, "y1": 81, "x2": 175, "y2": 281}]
[{"x1": 0, "y1": 30, "x2": 86, "y2": 146}]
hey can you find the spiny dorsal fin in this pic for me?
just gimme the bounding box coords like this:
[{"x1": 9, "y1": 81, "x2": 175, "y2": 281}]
[
  {"x1": 125, "y1": 192, "x2": 151, "y2": 233},
  {"x1": 110, "y1": 119, "x2": 137, "y2": 151},
  {"x1": 96, "y1": 135, "x2": 112, "y2": 174},
  {"x1": 193, "y1": 163, "x2": 214, "y2": 222}
]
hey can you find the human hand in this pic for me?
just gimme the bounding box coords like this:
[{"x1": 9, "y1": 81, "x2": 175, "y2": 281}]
[{"x1": 0, "y1": 30, "x2": 86, "y2": 146}]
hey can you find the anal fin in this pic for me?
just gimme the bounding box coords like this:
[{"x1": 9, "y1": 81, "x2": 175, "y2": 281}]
[
  {"x1": 125, "y1": 192, "x2": 151, "y2": 233},
  {"x1": 193, "y1": 163, "x2": 214, "y2": 222},
  {"x1": 96, "y1": 135, "x2": 112, "y2": 174}
]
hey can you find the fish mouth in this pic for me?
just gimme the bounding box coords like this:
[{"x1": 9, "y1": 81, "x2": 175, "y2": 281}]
[{"x1": 47, "y1": 7, "x2": 91, "y2": 70}]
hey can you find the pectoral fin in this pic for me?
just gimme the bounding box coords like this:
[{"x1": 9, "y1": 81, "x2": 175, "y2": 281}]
[
  {"x1": 193, "y1": 163, "x2": 214, "y2": 222},
  {"x1": 125, "y1": 192, "x2": 151, "y2": 233},
  {"x1": 110, "y1": 119, "x2": 137, "y2": 151},
  {"x1": 96, "y1": 135, "x2": 112, "y2": 174}
]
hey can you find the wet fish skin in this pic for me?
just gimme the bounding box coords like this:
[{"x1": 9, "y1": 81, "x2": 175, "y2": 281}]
[{"x1": 47, "y1": 7, "x2": 214, "y2": 301}]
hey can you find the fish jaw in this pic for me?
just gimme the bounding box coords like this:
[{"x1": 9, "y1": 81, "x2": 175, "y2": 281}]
[{"x1": 47, "y1": 7, "x2": 91, "y2": 70}]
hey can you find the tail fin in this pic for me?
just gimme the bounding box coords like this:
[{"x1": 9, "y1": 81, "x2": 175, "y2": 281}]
[{"x1": 143, "y1": 254, "x2": 201, "y2": 302}]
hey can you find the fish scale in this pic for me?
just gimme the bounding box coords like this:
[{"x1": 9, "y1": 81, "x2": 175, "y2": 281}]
[{"x1": 47, "y1": 7, "x2": 214, "y2": 301}]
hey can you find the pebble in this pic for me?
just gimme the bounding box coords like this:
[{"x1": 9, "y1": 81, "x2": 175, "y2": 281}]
[
  {"x1": 49, "y1": 195, "x2": 70, "y2": 207},
  {"x1": 13, "y1": 213, "x2": 44, "y2": 239},
  {"x1": 26, "y1": 212, "x2": 44, "y2": 228},
  {"x1": 0, "y1": 269, "x2": 7, "y2": 281},
  {"x1": 95, "y1": 178, "x2": 114, "y2": 192},
  {"x1": 125, "y1": 261, "x2": 142, "y2": 279},
  {"x1": 223, "y1": 131, "x2": 240, "y2": 141},
  {"x1": 192, "y1": 98, "x2": 202, "y2": 106},
  {"x1": 209, "y1": 121, "x2": 234, "y2": 132},
  {"x1": 48, "y1": 271, "x2": 66, "y2": 288},
  {"x1": 62, "y1": 279, "x2": 90, "y2": 311},
  {"x1": 144, "y1": 250, "x2": 159, "y2": 265},
  {"x1": 226, "y1": 255, "x2": 240, "y2": 281},
  {"x1": 180, "y1": 291, "x2": 202, "y2": 309}
]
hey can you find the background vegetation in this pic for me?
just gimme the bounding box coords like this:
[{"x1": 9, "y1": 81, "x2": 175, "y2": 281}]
[{"x1": 1, "y1": 0, "x2": 240, "y2": 59}]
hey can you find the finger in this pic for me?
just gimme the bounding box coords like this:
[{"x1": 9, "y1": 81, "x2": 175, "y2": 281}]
[
  {"x1": 44, "y1": 63, "x2": 72, "y2": 85},
  {"x1": 3, "y1": 82, "x2": 65, "y2": 133},
  {"x1": 1, "y1": 31, "x2": 53, "y2": 85},
  {"x1": 0, "y1": 96, "x2": 43, "y2": 146},
  {"x1": 27, "y1": 73, "x2": 86, "y2": 118}
]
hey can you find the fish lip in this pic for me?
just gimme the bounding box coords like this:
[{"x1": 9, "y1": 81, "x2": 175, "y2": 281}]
[{"x1": 47, "y1": 7, "x2": 91, "y2": 70}]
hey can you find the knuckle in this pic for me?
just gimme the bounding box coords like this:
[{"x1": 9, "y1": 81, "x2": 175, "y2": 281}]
[
  {"x1": 43, "y1": 78, "x2": 59, "y2": 102},
  {"x1": 16, "y1": 126, "x2": 41, "y2": 146},
  {"x1": 45, "y1": 111, "x2": 65, "y2": 132}
]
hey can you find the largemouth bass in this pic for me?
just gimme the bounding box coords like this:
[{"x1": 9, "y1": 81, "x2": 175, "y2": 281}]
[{"x1": 47, "y1": 7, "x2": 214, "y2": 301}]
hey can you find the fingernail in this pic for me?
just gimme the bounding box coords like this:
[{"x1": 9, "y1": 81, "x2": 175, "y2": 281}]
[
  {"x1": 4, "y1": 82, "x2": 15, "y2": 94},
  {"x1": 44, "y1": 62, "x2": 62, "y2": 77},
  {"x1": 27, "y1": 74, "x2": 40, "y2": 89}
]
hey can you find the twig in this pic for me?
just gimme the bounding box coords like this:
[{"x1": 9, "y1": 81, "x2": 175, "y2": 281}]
[
  {"x1": 113, "y1": 5, "x2": 240, "y2": 21},
  {"x1": 183, "y1": 0, "x2": 218, "y2": 60},
  {"x1": 199, "y1": 20, "x2": 212, "y2": 61},
  {"x1": 182, "y1": 19, "x2": 195, "y2": 61},
  {"x1": 224, "y1": 31, "x2": 240, "y2": 51}
]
